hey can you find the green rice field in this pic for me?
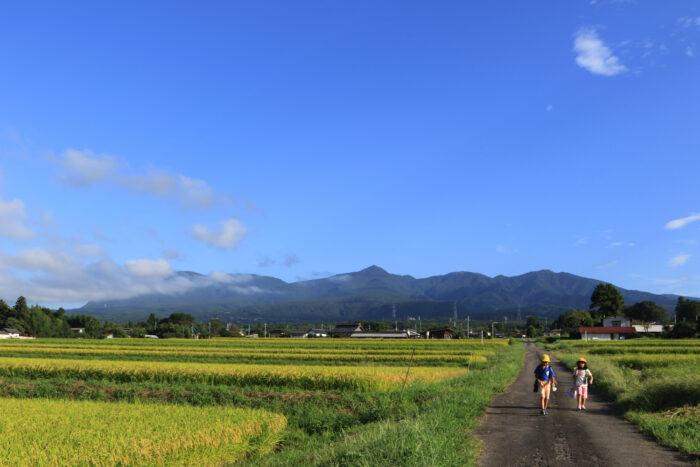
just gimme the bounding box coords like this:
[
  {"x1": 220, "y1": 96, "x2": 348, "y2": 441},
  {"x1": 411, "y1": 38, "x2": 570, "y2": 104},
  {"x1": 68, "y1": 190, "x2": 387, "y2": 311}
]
[{"x1": 545, "y1": 339, "x2": 700, "y2": 457}]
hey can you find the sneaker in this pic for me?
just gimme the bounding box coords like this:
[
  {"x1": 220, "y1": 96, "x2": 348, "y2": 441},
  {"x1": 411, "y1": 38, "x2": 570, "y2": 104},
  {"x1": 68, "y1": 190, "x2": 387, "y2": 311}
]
[
  {"x1": 581, "y1": 406, "x2": 586, "y2": 411},
  {"x1": 541, "y1": 409, "x2": 545, "y2": 415},
  {"x1": 543, "y1": 409, "x2": 549, "y2": 415}
]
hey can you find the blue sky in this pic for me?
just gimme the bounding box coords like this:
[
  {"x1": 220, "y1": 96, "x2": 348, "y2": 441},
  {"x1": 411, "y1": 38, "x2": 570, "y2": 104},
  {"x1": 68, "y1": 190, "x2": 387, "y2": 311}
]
[{"x1": 1, "y1": 0, "x2": 699, "y2": 307}]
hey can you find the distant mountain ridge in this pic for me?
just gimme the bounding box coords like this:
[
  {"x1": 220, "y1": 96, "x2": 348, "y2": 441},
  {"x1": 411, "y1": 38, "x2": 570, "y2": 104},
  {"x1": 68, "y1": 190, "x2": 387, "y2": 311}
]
[{"x1": 76, "y1": 266, "x2": 689, "y2": 323}]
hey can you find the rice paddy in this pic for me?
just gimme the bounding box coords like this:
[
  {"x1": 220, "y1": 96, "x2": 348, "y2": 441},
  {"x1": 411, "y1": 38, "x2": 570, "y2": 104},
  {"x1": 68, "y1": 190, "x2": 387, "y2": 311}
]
[{"x1": 0, "y1": 337, "x2": 522, "y2": 465}]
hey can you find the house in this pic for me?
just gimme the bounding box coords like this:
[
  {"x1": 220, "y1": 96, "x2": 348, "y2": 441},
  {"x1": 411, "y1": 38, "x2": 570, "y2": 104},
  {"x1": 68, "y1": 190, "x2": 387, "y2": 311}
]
[
  {"x1": 544, "y1": 329, "x2": 561, "y2": 337},
  {"x1": 425, "y1": 328, "x2": 454, "y2": 339},
  {"x1": 579, "y1": 326, "x2": 635, "y2": 341},
  {"x1": 349, "y1": 330, "x2": 410, "y2": 338},
  {"x1": 70, "y1": 327, "x2": 85, "y2": 334},
  {"x1": 331, "y1": 323, "x2": 364, "y2": 337},
  {"x1": 144, "y1": 334, "x2": 159, "y2": 339},
  {"x1": 0, "y1": 328, "x2": 21, "y2": 339},
  {"x1": 103, "y1": 334, "x2": 114, "y2": 339},
  {"x1": 633, "y1": 323, "x2": 664, "y2": 334},
  {"x1": 307, "y1": 329, "x2": 329, "y2": 338},
  {"x1": 268, "y1": 330, "x2": 288, "y2": 338},
  {"x1": 602, "y1": 315, "x2": 631, "y2": 328},
  {"x1": 289, "y1": 330, "x2": 309, "y2": 338},
  {"x1": 245, "y1": 333, "x2": 259, "y2": 338}
]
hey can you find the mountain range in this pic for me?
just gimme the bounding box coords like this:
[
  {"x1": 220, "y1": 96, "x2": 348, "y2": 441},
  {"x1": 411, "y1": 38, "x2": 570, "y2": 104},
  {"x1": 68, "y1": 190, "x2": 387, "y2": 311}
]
[{"x1": 75, "y1": 266, "x2": 689, "y2": 324}]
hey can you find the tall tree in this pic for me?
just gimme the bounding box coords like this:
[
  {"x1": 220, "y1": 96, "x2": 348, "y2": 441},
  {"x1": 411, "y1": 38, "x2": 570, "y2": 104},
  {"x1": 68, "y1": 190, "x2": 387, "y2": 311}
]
[
  {"x1": 589, "y1": 283, "x2": 624, "y2": 319},
  {"x1": 557, "y1": 309, "x2": 594, "y2": 337},
  {"x1": 675, "y1": 297, "x2": 700, "y2": 323},
  {"x1": 625, "y1": 301, "x2": 668, "y2": 331}
]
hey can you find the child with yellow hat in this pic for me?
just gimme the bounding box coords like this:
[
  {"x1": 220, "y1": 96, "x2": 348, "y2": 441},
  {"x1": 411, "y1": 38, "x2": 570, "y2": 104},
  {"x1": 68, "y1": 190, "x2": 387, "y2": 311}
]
[
  {"x1": 534, "y1": 354, "x2": 557, "y2": 415},
  {"x1": 573, "y1": 357, "x2": 593, "y2": 410}
]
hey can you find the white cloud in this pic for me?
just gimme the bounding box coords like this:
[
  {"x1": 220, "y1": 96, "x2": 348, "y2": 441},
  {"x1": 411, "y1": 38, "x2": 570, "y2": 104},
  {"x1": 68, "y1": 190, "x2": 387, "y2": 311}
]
[
  {"x1": 53, "y1": 149, "x2": 231, "y2": 210},
  {"x1": 121, "y1": 171, "x2": 178, "y2": 196},
  {"x1": 665, "y1": 213, "x2": 700, "y2": 230},
  {"x1": 546, "y1": 104, "x2": 553, "y2": 111},
  {"x1": 668, "y1": 254, "x2": 691, "y2": 267},
  {"x1": 176, "y1": 175, "x2": 216, "y2": 209},
  {"x1": 328, "y1": 274, "x2": 352, "y2": 283},
  {"x1": 162, "y1": 248, "x2": 180, "y2": 260},
  {"x1": 124, "y1": 258, "x2": 173, "y2": 277},
  {"x1": 0, "y1": 197, "x2": 35, "y2": 239},
  {"x1": 72, "y1": 243, "x2": 104, "y2": 257},
  {"x1": 678, "y1": 17, "x2": 700, "y2": 28},
  {"x1": 191, "y1": 218, "x2": 249, "y2": 250},
  {"x1": 686, "y1": 46, "x2": 695, "y2": 57},
  {"x1": 1, "y1": 248, "x2": 76, "y2": 273},
  {"x1": 208, "y1": 271, "x2": 235, "y2": 283},
  {"x1": 284, "y1": 254, "x2": 301, "y2": 267},
  {"x1": 608, "y1": 241, "x2": 635, "y2": 248},
  {"x1": 120, "y1": 172, "x2": 217, "y2": 209},
  {"x1": 574, "y1": 28, "x2": 627, "y2": 76},
  {"x1": 57, "y1": 149, "x2": 119, "y2": 186},
  {"x1": 597, "y1": 260, "x2": 618, "y2": 269}
]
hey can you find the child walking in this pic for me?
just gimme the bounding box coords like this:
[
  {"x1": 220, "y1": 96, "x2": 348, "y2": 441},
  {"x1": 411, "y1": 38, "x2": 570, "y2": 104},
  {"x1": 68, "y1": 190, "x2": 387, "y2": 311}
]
[{"x1": 573, "y1": 357, "x2": 593, "y2": 410}]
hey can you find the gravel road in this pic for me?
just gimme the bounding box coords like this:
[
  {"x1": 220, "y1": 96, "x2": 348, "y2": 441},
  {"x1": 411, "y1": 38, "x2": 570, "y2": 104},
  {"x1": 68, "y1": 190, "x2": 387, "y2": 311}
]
[{"x1": 473, "y1": 341, "x2": 692, "y2": 466}]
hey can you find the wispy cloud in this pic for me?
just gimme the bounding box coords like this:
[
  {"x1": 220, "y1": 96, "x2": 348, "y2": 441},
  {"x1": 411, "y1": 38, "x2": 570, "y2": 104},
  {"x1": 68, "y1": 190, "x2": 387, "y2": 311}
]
[
  {"x1": 686, "y1": 46, "x2": 695, "y2": 58},
  {"x1": 665, "y1": 213, "x2": 700, "y2": 230},
  {"x1": 608, "y1": 241, "x2": 635, "y2": 248},
  {"x1": 574, "y1": 28, "x2": 627, "y2": 76},
  {"x1": 677, "y1": 17, "x2": 700, "y2": 28},
  {"x1": 56, "y1": 149, "x2": 119, "y2": 186},
  {"x1": 191, "y1": 218, "x2": 249, "y2": 250},
  {"x1": 284, "y1": 254, "x2": 301, "y2": 267},
  {"x1": 0, "y1": 197, "x2": 36, "y2": 239},
  {"x1": 668, "y1": 254, "x2": 691, "y2": 267},
  {"x1": 597, "y1": 260, "x2": 618, "y2": 269},
  {"x1": 53, "y1": 149, "x2": 233, "y2": 210},
  {"x1": 257, "y1": 257, "x2": 276, "y2": 267},
  {"x1": 124, "y1": 258, "x2": 174, "y2": 277},
  {"x1": 162, "y1": 248, "x2": 180, "y2": 260}
]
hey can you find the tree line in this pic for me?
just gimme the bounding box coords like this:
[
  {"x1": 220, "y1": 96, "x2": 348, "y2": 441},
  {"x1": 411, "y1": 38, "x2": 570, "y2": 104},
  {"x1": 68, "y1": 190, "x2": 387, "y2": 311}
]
[
  {"x1": 0, "y1": 297, "x2": 241, "y2": 339},
  {"x1": 550, "y1": 283, "x2": 700, "y2": 339}
]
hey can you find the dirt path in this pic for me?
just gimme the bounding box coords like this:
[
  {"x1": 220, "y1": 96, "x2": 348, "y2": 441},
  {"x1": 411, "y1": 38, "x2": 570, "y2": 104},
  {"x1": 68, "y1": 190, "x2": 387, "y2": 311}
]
[{"x1": 473, "y1": 341, "x2": 692, "y2": 466}]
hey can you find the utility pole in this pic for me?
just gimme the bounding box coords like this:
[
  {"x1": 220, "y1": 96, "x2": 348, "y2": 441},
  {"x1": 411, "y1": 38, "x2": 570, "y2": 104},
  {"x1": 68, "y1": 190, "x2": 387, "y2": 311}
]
[
  {"x1": 453, "y1": 301, "x2": 458, "y2": 327},
  {"x1": 480, "y1": 330, "x2": 484, "y2": 344},
  {"x1": 467, "y1": 315, "x2": 470, "y2": 339},
  {"x1": 392, "y1": 304, "x2": 397, "y2": 331},
  {"x1": 264, "y1": 322, "x2": 267, "y2": 338},
  {"x1": 208, "y1": 321, "x2": 211, "y2": 337}
]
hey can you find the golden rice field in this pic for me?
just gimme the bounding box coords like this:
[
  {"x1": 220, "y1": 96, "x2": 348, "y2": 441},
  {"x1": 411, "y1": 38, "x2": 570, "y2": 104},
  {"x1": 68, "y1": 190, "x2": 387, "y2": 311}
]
[
  {"x1": 0, "y1": 399, "x2": 286, "y2": 466},
  {"x1": 0, "y1": 337, "x2": 515, "y2": 465},
  {"x1": 0, "y1": 356, "x2": 472, "y2": 390}
]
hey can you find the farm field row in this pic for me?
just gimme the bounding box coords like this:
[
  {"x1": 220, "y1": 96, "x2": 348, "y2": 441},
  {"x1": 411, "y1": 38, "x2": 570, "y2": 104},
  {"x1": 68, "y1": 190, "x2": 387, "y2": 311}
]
[
  {"x1": 0, "y1": 341, "x2": 494, "y2": 365},
  {"x1": 545, "y1": 339, "x2": 700, "y2": 456},
  {"x1": 0, "y1": 356, "x2": 470, "y2": 391},
  {"x1": 0, "y1": 398, "x2": 286, "y2": 466},
  {"x1": 3, "y1": 336, "x2": 506, "y2": 349},
  {"x1": 0, "y1": 338, "x2": 523, "y2": 465}
]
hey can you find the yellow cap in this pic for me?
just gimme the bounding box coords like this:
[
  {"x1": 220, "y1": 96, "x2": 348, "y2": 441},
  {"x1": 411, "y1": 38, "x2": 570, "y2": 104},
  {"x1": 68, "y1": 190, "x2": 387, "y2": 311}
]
[
  {"x1": 541, "y1": 354, "x2": 550, "y2": 362},
  {"x1": 577, "y1": 357, "x2": 587, "y2": 363}
]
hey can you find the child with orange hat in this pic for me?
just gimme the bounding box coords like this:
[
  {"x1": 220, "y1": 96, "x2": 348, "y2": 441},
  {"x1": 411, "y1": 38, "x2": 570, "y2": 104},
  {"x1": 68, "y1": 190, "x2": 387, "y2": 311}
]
[{"x1": 573, "y1": 357, "x2": 593, "y2": 410}]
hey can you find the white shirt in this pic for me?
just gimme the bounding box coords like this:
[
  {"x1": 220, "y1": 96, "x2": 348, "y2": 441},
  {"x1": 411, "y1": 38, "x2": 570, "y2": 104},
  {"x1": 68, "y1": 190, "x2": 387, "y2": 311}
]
[{"x1": 573, "y1": 368, "x2": 592, "y2": 386}]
